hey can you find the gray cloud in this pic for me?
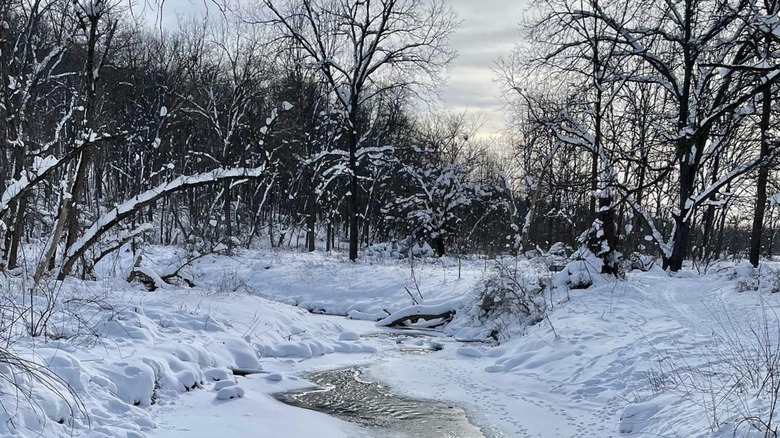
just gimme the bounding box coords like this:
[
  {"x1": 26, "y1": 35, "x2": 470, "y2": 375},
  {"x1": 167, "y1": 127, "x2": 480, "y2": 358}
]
[
  {"x1": 144, "y1": 0, "x2": 526, "y2": 137},
  {"x1": 444, "y1": 0, "x2": 526, "y2": 137}
]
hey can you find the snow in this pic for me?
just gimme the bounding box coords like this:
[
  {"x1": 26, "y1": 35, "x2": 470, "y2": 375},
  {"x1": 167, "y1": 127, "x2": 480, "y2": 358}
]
[
  {"x1": 215, "y1": 386, "x2": 245, "y2": 400},
  {"x1": 213, "y1": 379, "x2": 236, "y2": 391},
  {"x1": 0, "y1": 155, "x2": 61, "y2": 213},
  {"x1": 132, "y1": 266, "x2": 168, "y2": 290},
  {"x1": 266, "y1": 373, "x2": 284, "y2": 382},
  {"x1": 376, "y1": 300, "x2": 464, "y2": 327},
  {"x1": 151, "y1": 374, "x2": 361, "y2": 438},
  {"x1": 456, "y1": 346, "x2": 483, "y2": 357},
  {"x1": 4, "y1": 247, "x2": 780, "y2": 437},
  {"x1": 338, "y1": 331, "x2": 361, "y2": 341}
]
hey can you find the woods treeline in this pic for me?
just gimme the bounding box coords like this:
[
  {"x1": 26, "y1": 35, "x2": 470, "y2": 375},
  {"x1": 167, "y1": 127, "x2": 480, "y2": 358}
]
[
  {"x1": 1, "y1": 0, "x2": 780, "y2": 281},
  {"x1": 501, "y1": 0, "x2": 780, "y2": 272}
]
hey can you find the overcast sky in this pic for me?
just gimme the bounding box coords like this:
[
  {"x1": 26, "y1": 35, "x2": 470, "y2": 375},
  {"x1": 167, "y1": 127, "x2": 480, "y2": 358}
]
[
  {"x1": 442, "y1": 0, "x2": 526, "y2": 138},
  {"x1": 145, "y1": 0, "x2": 527, "y2": 138}
]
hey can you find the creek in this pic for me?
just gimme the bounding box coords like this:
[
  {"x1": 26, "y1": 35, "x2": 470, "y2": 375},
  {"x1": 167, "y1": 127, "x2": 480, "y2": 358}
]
[{"x1": 275, "y1": 366, "x2": 487, "y2": 438}]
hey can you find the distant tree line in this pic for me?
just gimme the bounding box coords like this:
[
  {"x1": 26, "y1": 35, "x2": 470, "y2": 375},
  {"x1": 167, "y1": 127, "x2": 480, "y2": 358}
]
[{"x1": 0, "y1": 0, "x2": 516, "y2": 282}]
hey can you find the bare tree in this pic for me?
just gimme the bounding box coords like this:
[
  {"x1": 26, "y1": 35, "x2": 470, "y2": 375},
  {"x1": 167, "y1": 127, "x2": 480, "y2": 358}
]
[
  {"x1": 175, "y1": 16, "x2": 272, "y2": 250},
  {"x1": 0, "y1": 0, "x2": 76, "y2": 268},
  {"x1": 506, "y1": 0, "x2": 780, "y2": 271},
  {"x1": 748, "y1": 0, "x2": 780, "y2": 267},
  {"x1": 261, "y1": 0, "x2": 457, "y2": 260},
  {"x1": 588, "y1": 0, "x2": 780, "y2": 271},
  {"x1": 387, "y1": 112, "x2": 485, "y2": 256},
  {"x1": 502, "y1": 0, "x2": 626, "y2": 274}
]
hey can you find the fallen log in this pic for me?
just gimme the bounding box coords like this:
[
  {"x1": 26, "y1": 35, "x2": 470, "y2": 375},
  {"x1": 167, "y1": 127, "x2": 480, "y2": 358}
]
[
  {"x1": 127, "y1": 267, "x2": 162, "y2": 291},
  {"x1": 230, "y1": 368, "x2": 266, "y2": 377},
  {"x1": 376, "y1": 303, "x2": 458, "y2": 329}
]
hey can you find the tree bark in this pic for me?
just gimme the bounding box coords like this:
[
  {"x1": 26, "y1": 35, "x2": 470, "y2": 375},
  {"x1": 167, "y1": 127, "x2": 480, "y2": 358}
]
[
  {"x1": 223, "y1": 180, "x2": 233, "y2": 249},
  {"x1": 664, "y1": 217, "x2": 690, "y2": 271},
  {"x1": 348, "y1": 106, "x2": 359, "y2": 261},
  {"x1": 306, "y1": 192, "x2": 316, "y2": 252},
  {"x1": 665, "y1": 0, "x2": 695, "y2": 272},
  {"x1": 7, "y1": 196, "x2": 26, "y2": 269},
  {"x1": 749, "y1": 85, "x2": 773, "y2": 267},
  {"x1": 434, "y1": 236, "x2": 446, "y2": 257}
]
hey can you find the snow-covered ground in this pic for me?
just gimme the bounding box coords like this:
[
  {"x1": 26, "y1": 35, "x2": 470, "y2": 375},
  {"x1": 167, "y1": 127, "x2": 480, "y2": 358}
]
[{"x1": 2, "y1": 247, "x2": 779, "y2": 437}]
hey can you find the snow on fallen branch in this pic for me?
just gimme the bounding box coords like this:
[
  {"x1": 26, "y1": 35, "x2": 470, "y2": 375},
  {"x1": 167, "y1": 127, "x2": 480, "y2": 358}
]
[
  {"x1": 376, "y1": 301, "x2": 460, "y2": 329},
  {"x1": 58, "y1": 166, "x2": 266, "y2": 279},
  {"x1": 127, "y1": 265, "x2": 168, "y2": 291}
]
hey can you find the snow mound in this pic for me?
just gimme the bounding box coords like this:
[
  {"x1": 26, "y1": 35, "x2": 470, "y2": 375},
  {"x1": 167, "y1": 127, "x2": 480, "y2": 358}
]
[
  {"x1": 259, "y1": 338, "x2": 376, "y2": 358},
  {"x1": 95, "y1": 362, "x2": 157, "y2": 406},
  {"x1": 215, "y1": 386, "x2": 245, "y2": 401},
  {"x1": 728, "y1": 261, "x2": 780, "y2": 293},
  {"x1": 204, "y1": 368, "x2": 232, "y2": 381},
  {"x1": 42, "y1": 349, "x2": 89, "y2": 392},
  {"x1": 347, "y1": 310, "x2": 385, "y2": 321},
  {"x1": 338, "y1": 331, "x2": 360, "y2": 341},
  {"x1": 552, "y1": 248, "x2": 607, "y2": 290},
  {"x1": 214, "y1": 380, "x2": 236, "y2": 391},
  {"x1": 217, "y1": 338, "x2": 261, "y2": 370}
]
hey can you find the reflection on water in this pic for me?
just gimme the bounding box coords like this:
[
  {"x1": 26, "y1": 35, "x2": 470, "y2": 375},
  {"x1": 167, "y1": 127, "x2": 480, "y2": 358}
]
[{"x1": 274, "y1": 367, "x2": 485, "y2": 438}]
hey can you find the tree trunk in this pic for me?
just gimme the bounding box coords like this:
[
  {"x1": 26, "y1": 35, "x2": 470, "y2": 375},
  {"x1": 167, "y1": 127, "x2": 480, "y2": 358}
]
[
  {"x1": 590, "y1": 151, "x2": 598, "y2": 217},
  {"x1": 36, "y1": 159, "x2": 81, "y2": 283},
  {"x1": 7, "y1": 197, "x2": 26, "y2": 269},
  {"x1": 65, "y1": 14, "x2": 104, "y2": 268},
  {"x1": 665, "y1": 3, "x2": 696, "y2": 273},
  {"x1": 223, "y1": 180, "x2": 233, "y2": 249},
  {"x1": 701, "y1": 150, "x2": 722, "y2": 262},
  {"x1": 348, "y1": 111, "x2": 359, "y2": 261},
  {"x1": 7, "y1": 139, "x2": 27, "y2": 269},
  {"x1": 306, "y1": 193, "x2": 316, "y2": 252},
  {"x1": 714, "y1": 187, "x2": 730, "y2": 258},
  {"x1": 66, "y1": 150, "x2": 89, "y2": 251},
  {"x1": 59, "y1": 167, "x2": 267, "y2": 279},
  {"x1": 326, "y1": 219, "x2": 332, "y2": 252},
  {"x1": 593, "y1": 196, "x2": 619, "y2": 275},
  {"x1": 749, "y1": 85, "x2": 772, "y2": 267},
  {"x1": 434, "y1": 236, "x2": 446, "y2": 257},
  {"x1": 664, "y1": 217, "x2": 690, "y2": 271}
]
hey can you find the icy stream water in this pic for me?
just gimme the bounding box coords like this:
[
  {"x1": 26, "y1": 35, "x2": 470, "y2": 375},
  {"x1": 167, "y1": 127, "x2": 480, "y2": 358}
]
[{"x1": 274, "y1": 367, "x2": 486, "y2": 438}]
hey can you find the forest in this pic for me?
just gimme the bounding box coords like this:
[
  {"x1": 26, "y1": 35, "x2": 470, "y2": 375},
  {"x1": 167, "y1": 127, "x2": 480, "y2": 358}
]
[{"x1": 2, "y1": 0, "x2": 780, "y2": 280}]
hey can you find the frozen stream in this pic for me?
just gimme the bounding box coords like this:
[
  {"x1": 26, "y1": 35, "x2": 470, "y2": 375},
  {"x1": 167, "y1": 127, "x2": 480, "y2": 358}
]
[{"x1": 274, "y1": 367, "x2": 486, "y2": 438}]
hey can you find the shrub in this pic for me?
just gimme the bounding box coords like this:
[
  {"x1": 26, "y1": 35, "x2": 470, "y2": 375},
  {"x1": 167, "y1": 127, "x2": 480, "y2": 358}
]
[
  {"x1": 626, "y1": 252, "x2": 656, "y2": 272},
  {"x1": 730, "y1": 262, "x2": 780, "y2": 294},
  {"x1": 646, "y1": 303, "x2": 780, "y2": 436},
  {"x1": 551, "y1": 247, "x2": 606, "y2": 290},
  {"x1": 475, "y1": 259, "x2": 548, "y2": 340}
]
